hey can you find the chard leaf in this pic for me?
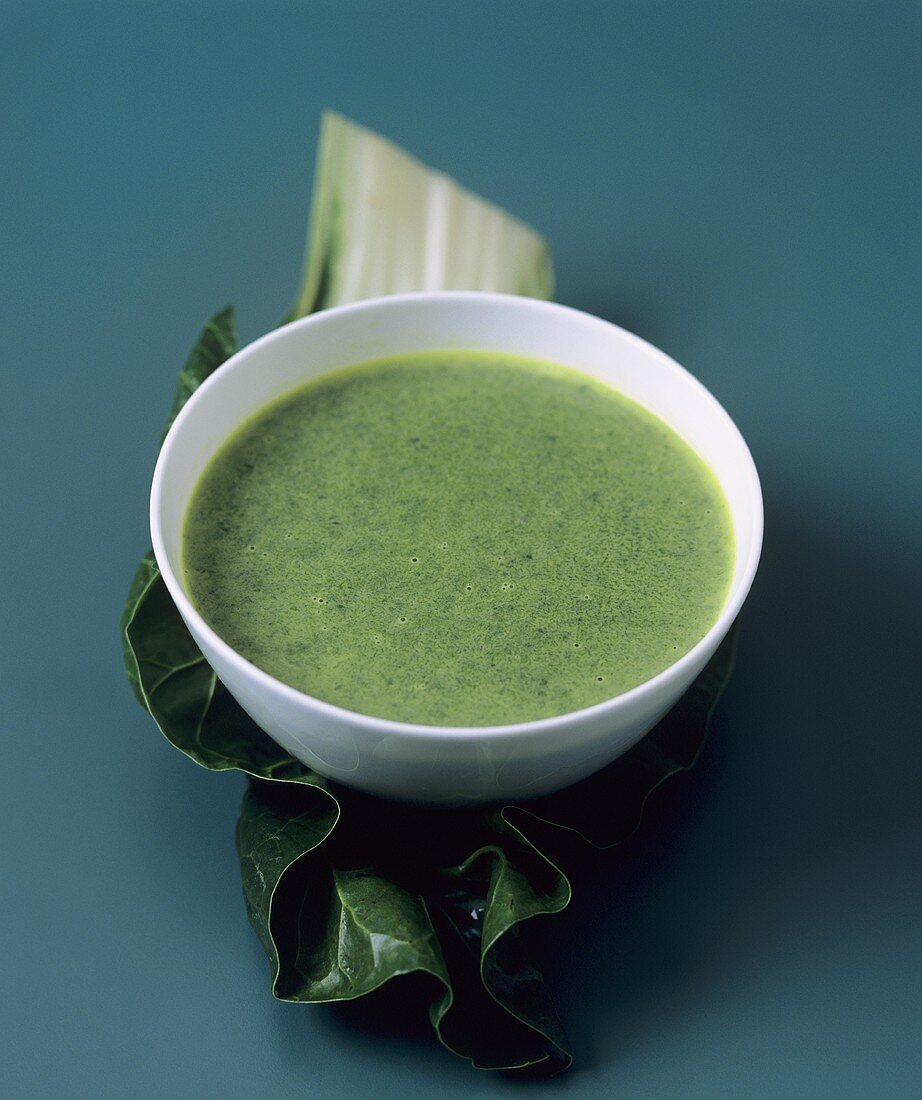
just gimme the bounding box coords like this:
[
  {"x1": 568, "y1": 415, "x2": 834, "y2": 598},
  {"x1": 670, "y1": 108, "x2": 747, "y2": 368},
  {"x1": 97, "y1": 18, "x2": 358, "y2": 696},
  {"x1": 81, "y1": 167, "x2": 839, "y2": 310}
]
[
  {"x1": 121, "y1": 116, "x2": 736, "y2": 1076},
  {"x1": 121, "y1": 308, "x2": 321, "y2": 785},
  {"x1": 220, "y1": 629, "x2": 735, "y2": 1075},
  {"x1": 121, "y1": 554, "x2": 318, "y2": 783},
  {"x1": 237, "y1": 782, "x2": 450, "y2": 1009},
  {"x1": 290, "y1": 112, "x2": 554, "y2": 317},
  {"x1": 435, "y1": 813, "x2": 572, "y2": 1072},
  {"x1": 235, "y1": 782, "x2": 341, "y2": 966},
  {"x1": 121, "y1": 307, "x2": 237, "y2": 712},
  {"x1": 160, "y1": 306, "x2": 238, "y2": 443}
]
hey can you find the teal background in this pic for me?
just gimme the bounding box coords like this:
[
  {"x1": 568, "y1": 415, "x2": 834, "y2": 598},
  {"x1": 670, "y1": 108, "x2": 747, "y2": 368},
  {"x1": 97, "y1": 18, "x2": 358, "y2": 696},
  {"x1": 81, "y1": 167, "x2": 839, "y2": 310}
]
[{"x1": 3, "y1": 1, "x2": 920, "y2": 1096}]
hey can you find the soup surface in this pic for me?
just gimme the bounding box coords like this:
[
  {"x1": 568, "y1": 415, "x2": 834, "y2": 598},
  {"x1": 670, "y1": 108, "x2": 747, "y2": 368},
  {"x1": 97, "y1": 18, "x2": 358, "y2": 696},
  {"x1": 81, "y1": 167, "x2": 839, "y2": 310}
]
[{"x1": 183, "y1": 351, "x2": 733, "y2": 725}]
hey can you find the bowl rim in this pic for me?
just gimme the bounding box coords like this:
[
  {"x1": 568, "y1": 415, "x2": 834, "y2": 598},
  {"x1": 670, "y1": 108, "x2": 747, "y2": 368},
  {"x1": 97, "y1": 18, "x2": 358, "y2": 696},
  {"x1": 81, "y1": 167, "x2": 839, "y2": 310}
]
[{"x1": 151, "y1": 290, "x2": 763, "y2": 741}]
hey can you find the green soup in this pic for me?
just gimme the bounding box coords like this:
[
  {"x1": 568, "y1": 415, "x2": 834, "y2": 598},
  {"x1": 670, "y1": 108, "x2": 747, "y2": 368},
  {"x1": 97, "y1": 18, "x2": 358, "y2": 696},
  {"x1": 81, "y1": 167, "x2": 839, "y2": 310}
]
[{"x1": 182, "y1": 351, "x2": 733, "y2": 726}]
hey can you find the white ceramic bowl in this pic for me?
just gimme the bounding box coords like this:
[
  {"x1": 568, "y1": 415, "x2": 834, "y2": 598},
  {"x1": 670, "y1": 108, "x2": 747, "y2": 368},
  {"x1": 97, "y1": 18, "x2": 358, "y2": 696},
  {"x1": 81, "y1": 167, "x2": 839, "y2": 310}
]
[{"x1": 152, "y1": 292, "x2": 762, "y2": 804}]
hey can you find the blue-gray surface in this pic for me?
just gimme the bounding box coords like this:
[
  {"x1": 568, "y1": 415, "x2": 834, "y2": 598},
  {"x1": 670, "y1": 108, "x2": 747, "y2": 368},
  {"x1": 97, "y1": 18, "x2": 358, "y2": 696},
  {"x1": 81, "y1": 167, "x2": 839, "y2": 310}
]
[{"x1": 3, "y1": 1, "x2": 920, "y2": 1096}]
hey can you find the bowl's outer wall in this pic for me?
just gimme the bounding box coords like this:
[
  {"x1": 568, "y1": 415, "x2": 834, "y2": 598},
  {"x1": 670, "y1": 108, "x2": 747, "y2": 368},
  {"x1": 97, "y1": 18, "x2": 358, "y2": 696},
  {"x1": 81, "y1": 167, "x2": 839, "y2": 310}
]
[
  {"x1": 185, "y1": 598, "x2": 708, "y2": 803},
  {"x1": 153, "y1": 294, "x2": 762, "y2": 803}
]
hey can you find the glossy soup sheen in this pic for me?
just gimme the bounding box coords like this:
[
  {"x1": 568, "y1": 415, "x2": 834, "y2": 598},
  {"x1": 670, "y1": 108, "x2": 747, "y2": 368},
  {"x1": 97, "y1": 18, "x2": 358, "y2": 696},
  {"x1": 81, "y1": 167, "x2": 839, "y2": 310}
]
[{"x1": 182, "y1": 351, "x2": 734, "y2": 726}]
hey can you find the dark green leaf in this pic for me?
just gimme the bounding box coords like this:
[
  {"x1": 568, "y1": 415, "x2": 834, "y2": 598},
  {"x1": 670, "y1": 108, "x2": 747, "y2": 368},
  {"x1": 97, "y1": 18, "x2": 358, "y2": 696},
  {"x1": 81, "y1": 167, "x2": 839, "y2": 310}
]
[
  {"x1": 236, "y1": 781, "x2": 452, "y2": 1023},
  {"x1": 215, "y1": 629, "x2": 735, "y2": 1074},
  {"x1": 236, "y1": 781, "x2": 340, "y2": 964},
  {"x1": 435, "y1": 813, "x2": 572, "y2": 1071},
  {"x1": 122, "y1": 308, "x2": 324, "y2": 785},
  {"x1": 159, "y1": 306, "x2": 238, "y2": 443},
  {"x1": 122, "y1": 556, "x2": 319, "y2": 782},
  {"x1": 120, "y1": 135, "x2": 737, "y2": 1074}
]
